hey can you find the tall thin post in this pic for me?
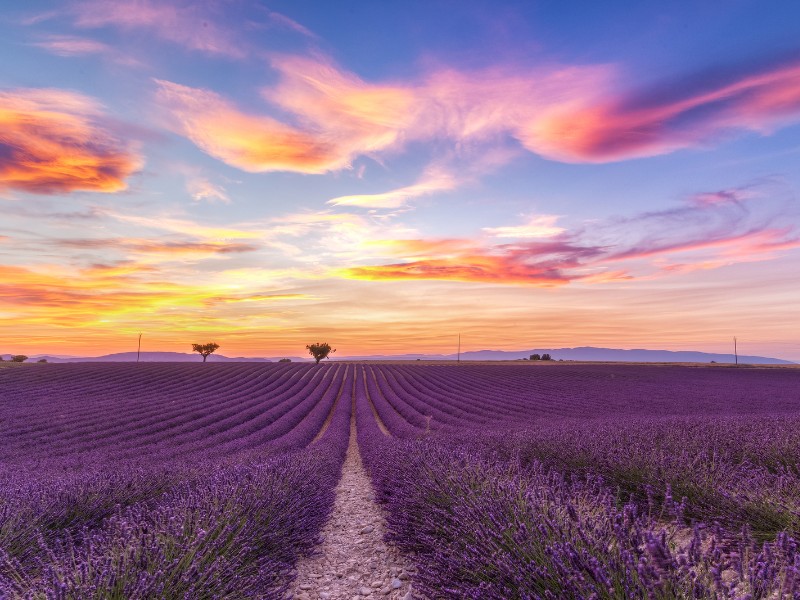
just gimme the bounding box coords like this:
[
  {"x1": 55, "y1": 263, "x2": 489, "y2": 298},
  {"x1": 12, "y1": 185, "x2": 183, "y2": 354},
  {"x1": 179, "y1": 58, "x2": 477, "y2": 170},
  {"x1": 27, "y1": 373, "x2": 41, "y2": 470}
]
[
  {"x1": 734, "y1": 336, "x2": 738, "y2": 366},
  {"x1": 137, "y1": 332, "x2": 142, "y2": 363},
  {"x1": 457, "y1": 333, "x2": 461, "y2": 363}
]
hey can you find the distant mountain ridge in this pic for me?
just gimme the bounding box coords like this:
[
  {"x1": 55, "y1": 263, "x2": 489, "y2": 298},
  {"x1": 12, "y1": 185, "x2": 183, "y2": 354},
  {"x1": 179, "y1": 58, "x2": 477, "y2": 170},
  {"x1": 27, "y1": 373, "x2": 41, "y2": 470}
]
[
  {"x1": 13, "y1": 346, "x2": 795, "y2": 364},
  {"x1": 345, "y1": 347, "x2": 795, "y2": 364}
]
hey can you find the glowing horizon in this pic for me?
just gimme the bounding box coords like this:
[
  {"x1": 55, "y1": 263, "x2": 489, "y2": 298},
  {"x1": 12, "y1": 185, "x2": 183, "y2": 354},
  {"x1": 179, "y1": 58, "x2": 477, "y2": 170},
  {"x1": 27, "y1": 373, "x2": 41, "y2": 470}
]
[{"x1": 2, "y1": 1, "x2": 800, "y2": 361}]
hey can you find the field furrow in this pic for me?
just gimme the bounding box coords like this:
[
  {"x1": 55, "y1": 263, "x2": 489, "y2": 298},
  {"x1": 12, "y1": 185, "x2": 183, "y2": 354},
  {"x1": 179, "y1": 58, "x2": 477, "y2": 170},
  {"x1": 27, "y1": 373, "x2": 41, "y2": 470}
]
[{"x1": 2, "y1": 362, "x2": 800, "y2": 598}]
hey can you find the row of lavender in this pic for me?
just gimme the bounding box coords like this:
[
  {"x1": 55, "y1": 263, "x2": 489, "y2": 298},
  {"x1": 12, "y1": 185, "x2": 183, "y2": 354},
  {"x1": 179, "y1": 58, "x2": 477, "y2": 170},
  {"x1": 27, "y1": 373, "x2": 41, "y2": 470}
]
[
  {"x1": 357, "y1": 363, "x2": 800, "y2": 598},
  {"x1": 0, "y1": 363, "x2": 353, "y2": 598},
  {"x1": 367, "y1": 363, "x2": 800, "y2": 536}
]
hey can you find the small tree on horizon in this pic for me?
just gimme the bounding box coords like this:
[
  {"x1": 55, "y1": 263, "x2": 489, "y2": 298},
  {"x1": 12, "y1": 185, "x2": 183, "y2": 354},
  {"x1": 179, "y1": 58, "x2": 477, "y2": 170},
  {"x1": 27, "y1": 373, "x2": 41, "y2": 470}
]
[
  {"x1": 541, "y1": 353, "x2": 552, "y2": 361},
  {"x1": 192, "y1": 342, "x2": 220, "y2": 362},
  {"x1": 530, "y1": 353, "x2": 541, "y2": 361},
  {"x1": 306, "y1": 343, "x2": 336, "y2": 364},
  {"x1": 11, "y1": 355, "x2": 28, "y2": 363}
]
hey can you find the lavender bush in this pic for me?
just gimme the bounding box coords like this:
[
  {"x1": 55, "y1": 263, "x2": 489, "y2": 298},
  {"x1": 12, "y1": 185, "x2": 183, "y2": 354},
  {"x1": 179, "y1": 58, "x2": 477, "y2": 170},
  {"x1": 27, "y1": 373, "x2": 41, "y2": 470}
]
[
  {"x1": 0, "y1": 363, "x2": 351, "y2": 598},
  {"x1": 355, "y1": 364, "x2": 800, "y2": 599}
]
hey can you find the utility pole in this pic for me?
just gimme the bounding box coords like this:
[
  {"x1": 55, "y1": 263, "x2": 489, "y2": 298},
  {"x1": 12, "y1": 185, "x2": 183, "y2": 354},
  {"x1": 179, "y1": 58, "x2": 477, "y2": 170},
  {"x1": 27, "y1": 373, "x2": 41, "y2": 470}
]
[
  {"x1": 457, "y1": 333, "x2": 461, "y2": 364},
  {"x1": 734, "y1": 336, "x2": 738, "y2": 366},
  {"x1": 137, "y1": 332, "x2": 142, "y2": 363}
]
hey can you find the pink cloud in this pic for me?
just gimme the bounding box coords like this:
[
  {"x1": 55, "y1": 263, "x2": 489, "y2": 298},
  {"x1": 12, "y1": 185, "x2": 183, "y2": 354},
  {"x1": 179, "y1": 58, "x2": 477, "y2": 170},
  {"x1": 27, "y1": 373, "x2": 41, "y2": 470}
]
[
  {"x1": 155, "y1": 55, "x2": 605, "y2": 175},
  {"x1": 70, "y1": 0, "x2": 246, "y2": 58},
  {"x1": 340, "y1": 183, "x2": 799, "y2": 285},
  {"x1": 265, "y1": 11, "x2": 317, "y2": 39},
  {"x1": 520, "y1": 60, "x2": 800, "y2": 162},
  {"x1": 265, "y1": 55, "x2": 607, "y2": 160},
  {"x1": 153, "y1": 50, "x2": 800, "y2": 175},
  {"x1": 265, "y1": 55, "x2": 421, "y2": 160},
  {"x1": 607, "y1": 227, "x2": 798, "y2": 263},
  {"x1": 31, "y1": 35, "x2": 112, "y2": 57}
]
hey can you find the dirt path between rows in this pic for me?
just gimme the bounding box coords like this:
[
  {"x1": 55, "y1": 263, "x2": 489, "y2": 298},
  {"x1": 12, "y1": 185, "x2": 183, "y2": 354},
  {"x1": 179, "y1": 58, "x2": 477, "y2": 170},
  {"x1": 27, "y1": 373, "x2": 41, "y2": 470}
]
[{"x1": 291, "y1": 417, "x2": 419, "y2": 600}]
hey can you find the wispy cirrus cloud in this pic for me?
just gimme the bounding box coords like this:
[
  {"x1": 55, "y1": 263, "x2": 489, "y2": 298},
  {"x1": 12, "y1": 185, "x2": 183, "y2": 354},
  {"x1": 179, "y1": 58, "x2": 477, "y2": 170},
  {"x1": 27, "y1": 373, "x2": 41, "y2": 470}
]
[
  {"x1": 340, "y1": 182, "x2": 800, "y2": 285},
  {"x1": 523, "y1": 58, "x2": 800, "y2": 162},
  {"x1": 154, "y1": 79, "x2": 343, "y2": 173},
  {"x1": 154, "y1": 52, "x2": 800, "y2": 179},
  {"x1": 271, "y1": 53, "x2": 800, "y2": 165},
  {"x1": 154, "y1": 56, "x2": 549, "y2": 175},
  {"x1": 0, "y1": 88, "x2": 142, "y2": 195},
  {"x1": 186, "y1": 176, "x2": 230, "y2": 204},
  {"x1": 342, "y1": 238, "x2": 598, "y2": 286},
  {"x1": 327, "y1": 165, "x2": 458, "y2": 208},
  {"x1": 68, "y1": 0, "x2": 247, "y2": 58},
  {"x1": 326, "y1": 146, "x2": 517, "y2": 210},
  {"x1": 28, "y1": 34, "x2": 144, "y2": 67},
  {"x1": 58, "y1": 237, "x2": 258, "y2": 257},
  {"x1": 59, "y1": 0, "x2": 315, "y2": 59},
  {"x1": 483, "y1": 215, "x2": 565, "y2": 238},
  {"x1": 30, "y1": 34, "x2": 111, "y2": 56},
  {"x1": 264, "y1": 10, "x2": 317, "y2": 39}
]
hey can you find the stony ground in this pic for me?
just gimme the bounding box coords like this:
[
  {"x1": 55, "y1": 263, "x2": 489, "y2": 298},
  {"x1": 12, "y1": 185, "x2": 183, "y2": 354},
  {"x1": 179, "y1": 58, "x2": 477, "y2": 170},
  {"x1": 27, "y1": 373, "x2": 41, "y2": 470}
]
[{"x1": 291, "y1": 420, "x2": 419, "y2": 600}]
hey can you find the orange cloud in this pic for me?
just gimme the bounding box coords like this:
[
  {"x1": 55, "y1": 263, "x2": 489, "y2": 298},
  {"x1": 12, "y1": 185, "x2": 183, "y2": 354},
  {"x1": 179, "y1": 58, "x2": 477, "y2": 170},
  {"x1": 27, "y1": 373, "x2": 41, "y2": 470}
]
[
  {"x1": 267, "y1": 54, "x2": 419, "y2": 148},
  {"x1": 154, "y1": 79, "x2": 342, "y2": 173},
  {"x1": 0, "y1": 261, "x2": 303, "y2": 333},
  {"x1": 344, "y1": 255, "x2": 570, "y2": 286},
  {"x1": 0, "y1": 88, "x2": 141, "y2": 194},
  {"x1": 341, "y1": 237, "x2": 596, "y2": 285},
  {"x1": 0, "y1": 264, "x2": 157, "y2": 318},
  {"x1": 339, "y1": 185, "x2": 800, "y2": 286}
]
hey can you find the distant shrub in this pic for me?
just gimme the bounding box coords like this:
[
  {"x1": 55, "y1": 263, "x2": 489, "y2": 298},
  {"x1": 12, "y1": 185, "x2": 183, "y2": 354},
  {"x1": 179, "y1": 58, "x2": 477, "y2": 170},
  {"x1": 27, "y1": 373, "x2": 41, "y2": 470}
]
[
  {"x1": 278, "y1": 358, "x2": 291, "y2": 363},
  {"x1": 306, "y1": 342, "x2": 335, "y2": 365},
  {"x1": 191, "y1": 342, "x2": 219, "y2": 363},
  {"x1": 541, "y1": 353, "x2": 552, "y2": 361},
  {"x1": 37, "y1": 358, "x2": 47, "y2": 363},
  {"x1": 11, "y1": 355, "x2": 28, "y2": 363},
  {"x1": 530, "y1": 354, "x2": 541, "y2": 361}
]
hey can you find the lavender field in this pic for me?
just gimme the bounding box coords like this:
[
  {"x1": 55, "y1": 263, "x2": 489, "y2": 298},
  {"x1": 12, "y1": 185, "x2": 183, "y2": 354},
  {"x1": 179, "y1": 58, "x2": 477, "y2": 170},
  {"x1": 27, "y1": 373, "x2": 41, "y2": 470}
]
[{"x1": 2, "y1": 362, "x2": 800, "y2": 598}]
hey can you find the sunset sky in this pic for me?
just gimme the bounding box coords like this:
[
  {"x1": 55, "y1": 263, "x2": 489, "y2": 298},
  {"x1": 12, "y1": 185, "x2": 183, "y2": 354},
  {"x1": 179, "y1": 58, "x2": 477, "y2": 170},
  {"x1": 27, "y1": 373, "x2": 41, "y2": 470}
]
[{"x1": 2, "y1": 0, "x2": 800, "y2": 360}]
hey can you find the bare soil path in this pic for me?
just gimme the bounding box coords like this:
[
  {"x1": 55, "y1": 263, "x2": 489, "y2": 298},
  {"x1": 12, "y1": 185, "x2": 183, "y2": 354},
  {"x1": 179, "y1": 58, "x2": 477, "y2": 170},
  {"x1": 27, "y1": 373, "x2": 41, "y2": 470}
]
[{"x1": 291, "y1": 418, "x2": 418, "y2": 600}]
